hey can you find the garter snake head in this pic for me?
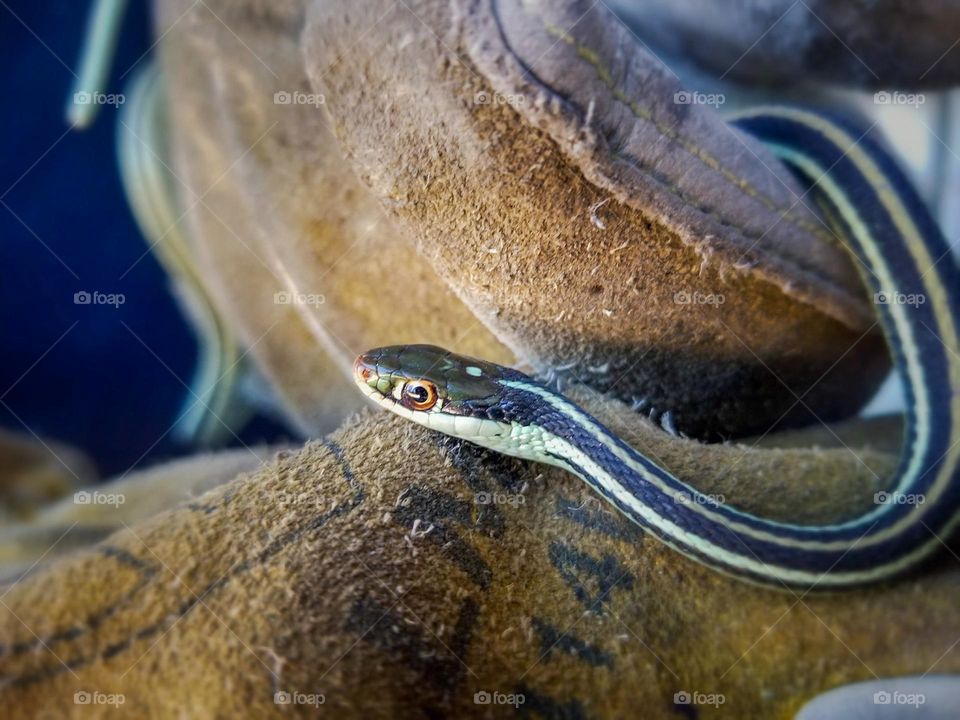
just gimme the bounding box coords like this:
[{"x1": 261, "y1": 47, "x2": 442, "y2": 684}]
[{"x1": 353, "y1": 344, "x2": 532, "y2": 446}]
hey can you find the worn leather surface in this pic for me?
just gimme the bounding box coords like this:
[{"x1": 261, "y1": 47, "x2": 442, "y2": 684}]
[{"x1": 1, "y1": 391, "x2": 958, "y2": 719}]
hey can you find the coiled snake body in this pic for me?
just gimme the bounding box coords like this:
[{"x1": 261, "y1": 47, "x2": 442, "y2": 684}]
[{"x1": 353, "y1": 107, "x2": 960, "y2": 591}]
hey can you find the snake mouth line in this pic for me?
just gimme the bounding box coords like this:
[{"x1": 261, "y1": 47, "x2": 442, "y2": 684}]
[
  {"x1": 352, "y1": 365, "x2": 418, "y2": 422},
  {"x1": 353, "y1": 377, "x2": 392, "y2": 408}
]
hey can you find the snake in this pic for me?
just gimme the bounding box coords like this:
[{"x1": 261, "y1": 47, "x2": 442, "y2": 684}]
[{"x1": 352, "y1": 106, "x2": 960, "y2": 591}]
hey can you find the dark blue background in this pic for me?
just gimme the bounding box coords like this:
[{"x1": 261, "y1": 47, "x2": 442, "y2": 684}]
[{"x1": 1, "y1": 3, "x2": 288, "y2": 477}]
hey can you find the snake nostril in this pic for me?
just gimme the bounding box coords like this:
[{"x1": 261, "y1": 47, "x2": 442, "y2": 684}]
[{"x1": 353, "y1": 356, "x2": 378, "y2": 386}]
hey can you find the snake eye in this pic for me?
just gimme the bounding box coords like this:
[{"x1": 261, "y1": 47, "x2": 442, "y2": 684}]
[{"x1": 403, "y1": 380, "x2": 438, "y2": 411}]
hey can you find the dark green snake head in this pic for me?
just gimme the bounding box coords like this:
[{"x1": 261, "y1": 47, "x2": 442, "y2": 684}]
[
  {"x1": 353, "y1": 345, "x2": 534, "y2": 441},
  {"x1": 354, "y1": 344, "x2": 511, "y2": 414}
]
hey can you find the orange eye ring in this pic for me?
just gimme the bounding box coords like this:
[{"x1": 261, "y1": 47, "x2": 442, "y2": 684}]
[{"x1": 403, "y1": 380, "x2": 438, "y2": 411}]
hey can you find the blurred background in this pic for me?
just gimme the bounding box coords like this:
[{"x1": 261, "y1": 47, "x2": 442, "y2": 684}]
[{"x1": 0, "y1": 2, "x2": 287, "y2": 479}]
